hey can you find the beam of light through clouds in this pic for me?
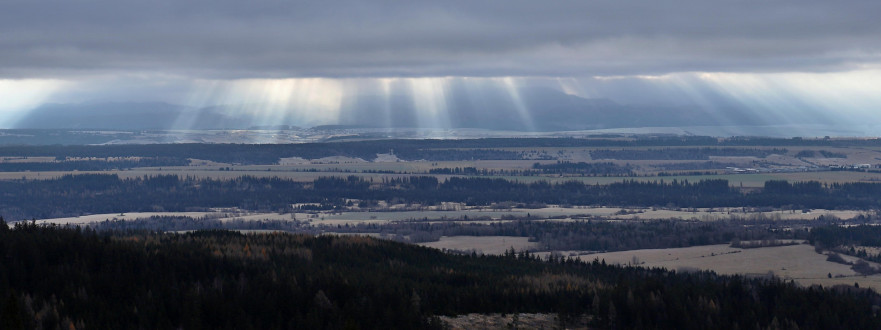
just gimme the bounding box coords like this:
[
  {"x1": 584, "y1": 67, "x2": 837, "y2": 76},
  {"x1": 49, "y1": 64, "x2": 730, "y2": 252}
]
[
  {"x1": 408, "y1": 78, "x2": 452, "y2": 130},
  {"x1": 0, "y1": 1, "x2": 879, "y2": 133},
  {"x1": 3, "y1": 72, "x2": 881, "y2": 133},
  {"x1": 378, "y1": 78, "x2": 395, "y2": 128},
  {"x1": 0, "y1": 79, "x2": 68, "y2": 126},
  {"x1": 499, "y1": 77, "x2": 536, "y2": 132}
]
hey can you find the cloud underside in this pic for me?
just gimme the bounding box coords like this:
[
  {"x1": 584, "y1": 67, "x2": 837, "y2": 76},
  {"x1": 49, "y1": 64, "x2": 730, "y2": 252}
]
[{"x1": 2, "y1": 1, "x2": 880, "y2": 78}]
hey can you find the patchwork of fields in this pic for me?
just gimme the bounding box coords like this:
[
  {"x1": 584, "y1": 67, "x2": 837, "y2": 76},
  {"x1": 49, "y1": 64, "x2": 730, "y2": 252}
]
[{"x1": 9, "y1": 139, "x2": 881, "y2": 296}]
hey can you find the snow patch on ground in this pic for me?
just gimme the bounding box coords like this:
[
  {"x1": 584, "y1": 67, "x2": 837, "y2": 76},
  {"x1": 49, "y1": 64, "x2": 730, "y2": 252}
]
[{"x1": 374, "y1": 153, "x2": 402, "y2": 162}]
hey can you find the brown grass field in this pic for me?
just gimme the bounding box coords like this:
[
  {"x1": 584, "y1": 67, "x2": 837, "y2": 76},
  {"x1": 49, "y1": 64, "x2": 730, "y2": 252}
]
[
  {"x1": 6, "y1": 167, "x2": 881, "y2": 189},
  {"x1": 30, "y1": 206, "x2": 867, "y2": 227},
  {"x1": 418, "y1": 236, "x2": 538, "y2": 254},
  {"x1": 552, "y1": 243, "x2": 881, "y2": 292},
  {"x1": 0, "y1": 156, "x2": 57, "y2": 163},
  {"x1": 412, "y1": 235, "x2": 881, "y2": 291}
]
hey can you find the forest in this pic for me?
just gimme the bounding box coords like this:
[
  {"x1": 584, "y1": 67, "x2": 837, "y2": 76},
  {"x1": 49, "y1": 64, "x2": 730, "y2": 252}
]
[
  {"x1": 1, "y1": 221, "x2": 880, "y2": 329},
  {"x1": 6, "y1": 174, "x2": 881, "y2": 220},
  {"x1": 809, "y1": 225, "x2": 881, "y2": 264},
  {"x1": 811, "y1": 225, "x2": 881, "y2": 248}
]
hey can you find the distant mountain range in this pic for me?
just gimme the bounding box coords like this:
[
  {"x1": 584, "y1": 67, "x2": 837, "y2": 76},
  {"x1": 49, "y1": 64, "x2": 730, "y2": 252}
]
[
  {"x1": 13, "y1": 102, "x2": 246, "y2": 130},
  {"x1": 14, "y1": 87, "x2": 765, "y2": 131}
]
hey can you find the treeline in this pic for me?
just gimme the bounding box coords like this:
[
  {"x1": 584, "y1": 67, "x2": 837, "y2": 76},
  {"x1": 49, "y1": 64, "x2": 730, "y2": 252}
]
[
  {"x1": 1, "y1": 136, "x2": 870, "y2": 164},
  {"x1": 809, "y1": 224, "x2": 881, "y2": 265},
  {"x1": 327, "y1": 218, "x2": 810, "y2": 252},
  {"x1": 385, "y1": 177, "x2": 734, "y2": 207},
  {"x1": 0, "y1": 136, "x2": 715, "y2": 155},
  {"x1": 0, "y1": 157, "x2": 188, "y2": 172},
  {"x1": 88, "y1": 216, "x2": 314, "y2": 233},
  {"x1": 0, "y1": 141, "x2": 542, "y2": 164},
  {"x1": 427, "y1": 162, "x2": 635, "y2": 177},
  {"x1": 658, "y1": 171, "x2": 718, "y2": 176},
  {"x1": 1, "y1": 222, "x2": 880, "y2": 329},
  {"x1": 590, "y1": 148, "x2": 787, "y2": 160},
  {"x1": 427, "y1": 161, "x2": 732, "y2": 177},
  {"x1": 811, "y1": 225, "x2": 881, "y2": 248},
  {"x1": 8, "y1": 131, "x2": 881, "y2": 148},
  {"x1": 0, "y1": 174, "x2": 317, "y2": 219},
  {"x1": 7, "y1": 175, "x2": 881, "y2": 220}
]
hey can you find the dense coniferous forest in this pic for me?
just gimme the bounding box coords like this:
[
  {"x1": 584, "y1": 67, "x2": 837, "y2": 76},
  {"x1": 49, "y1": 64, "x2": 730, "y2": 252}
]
[
  {"x1": 1, "y1": 221, "x2": 880, "y2": 329},
  {"x1": 811, "y1": 225, "x2": 881, "y2": 248},
  {"x1": 5, "y1": 174, "x2": 881, "y2": 220},
  {"x1": 0, "y1": 142, "x2": 540, "y2": 164},
  {"x1": 427, "y1": 162, "x2": 637, "y2": 177},
  {"x1": 810, "y1": 225, "x2": 881, "y2": 264}
]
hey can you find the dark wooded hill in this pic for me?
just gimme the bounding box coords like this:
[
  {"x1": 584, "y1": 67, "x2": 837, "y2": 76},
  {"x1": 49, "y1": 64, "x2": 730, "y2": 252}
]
[{"x1": 0, "y1": 221, "x2": 879, "y2": 329}]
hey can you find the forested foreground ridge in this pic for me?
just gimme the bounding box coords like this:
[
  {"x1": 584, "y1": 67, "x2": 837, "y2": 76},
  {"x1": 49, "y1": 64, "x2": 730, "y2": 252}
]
[
  {"x1": 1, "y1": 221, "x2": 880, "y2": 329},
  {"x1": 4, "y1": 174, "x2": 881, "y2": 219}
]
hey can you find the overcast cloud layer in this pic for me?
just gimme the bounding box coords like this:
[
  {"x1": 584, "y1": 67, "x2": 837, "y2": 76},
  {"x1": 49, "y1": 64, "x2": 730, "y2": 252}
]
[{"x1": 3, "y1": 0, "x2": 881, "y2": 78}]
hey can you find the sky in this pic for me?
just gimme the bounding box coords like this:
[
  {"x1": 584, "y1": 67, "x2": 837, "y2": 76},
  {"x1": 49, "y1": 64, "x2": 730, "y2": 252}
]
[{"x1": 1, "y1": 1, "x2": 880, "y2": 132}]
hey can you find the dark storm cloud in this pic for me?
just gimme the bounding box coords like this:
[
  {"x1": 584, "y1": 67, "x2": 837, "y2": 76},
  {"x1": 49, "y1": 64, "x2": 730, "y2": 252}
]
[{"x1": 1, "y1": 0, "x2": 879, "y2": 78}]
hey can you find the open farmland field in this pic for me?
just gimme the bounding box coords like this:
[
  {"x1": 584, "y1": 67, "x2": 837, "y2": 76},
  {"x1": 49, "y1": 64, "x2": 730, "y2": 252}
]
[
  {"x1": 412, "y1": 234, "x2": 881, "y2": 292},
  {"x1": 273, "y1": 206, "x2": 858, "y2": 222},
  {"x1": 418, "y1": 236, "x2": 538, "y2": 254},
  {"x1": 29, "y1": 206, "x2": 867, "y2": 227},
  {"x1": 30, "y1": 210, "x2": 308, "y2": 226},
  {"x1": 32, "y1": 211, "x2": 217, "y2": 225},
  {"x1": 557, "y1": 244, "x2": 881, "y2": 292},
  {"x1": 0, "y1": 156, "x2": 57, "y2": 163},
  {"x1": 8, "y1": 168, "x2": 881, "y2": 190}
]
